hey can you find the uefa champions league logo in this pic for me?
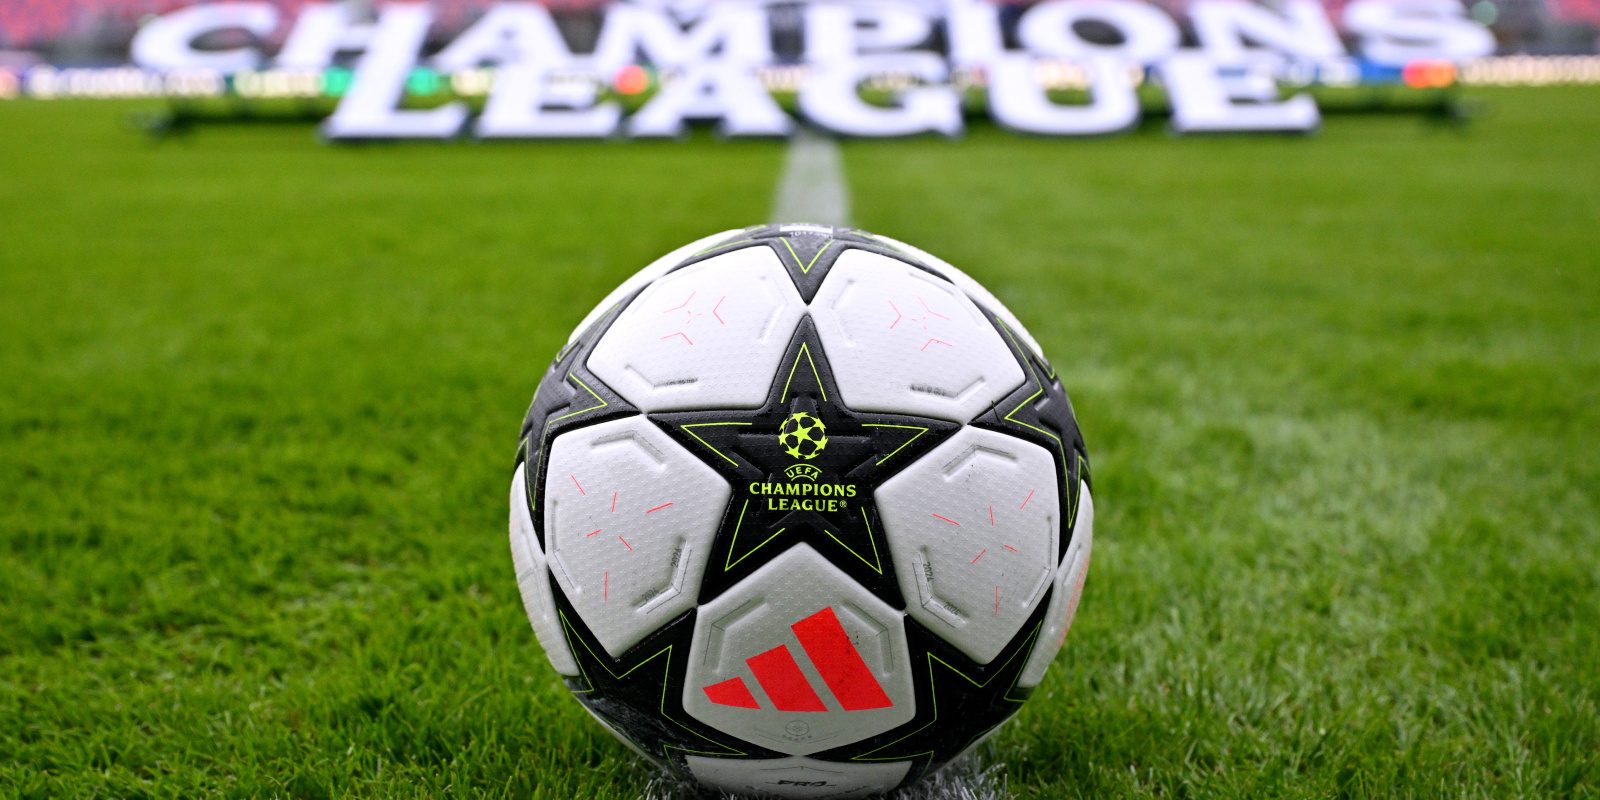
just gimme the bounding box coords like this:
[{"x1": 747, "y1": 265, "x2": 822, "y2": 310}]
[{"x1": 751, "y1": 410, "x2": 853, "y2": 507}]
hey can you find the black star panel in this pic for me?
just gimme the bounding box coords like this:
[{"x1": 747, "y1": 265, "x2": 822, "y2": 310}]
[
  {"x1": 651, "y1": 314, "x2": 961, "y2": 605},
  {"x1": 551, "y1": 590, "x2": 784, "y2": 763},
  {"x1": 811, "y1": 596, "x2": 1052, "y2": 785}
]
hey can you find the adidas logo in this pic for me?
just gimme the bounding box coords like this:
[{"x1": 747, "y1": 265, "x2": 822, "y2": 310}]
[{"x1": 701, "y1": 607, "x2": 893, "y2": 712}]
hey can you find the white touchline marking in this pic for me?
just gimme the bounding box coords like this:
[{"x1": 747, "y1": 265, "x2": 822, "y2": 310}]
[{"x1": 771, "y1": 126, "x2": 851, "y2": 226}]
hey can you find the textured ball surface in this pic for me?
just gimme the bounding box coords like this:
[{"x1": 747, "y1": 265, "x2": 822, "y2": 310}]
[{"x1": 508, "y1": 225, "x2": 1092, "y2": 799}]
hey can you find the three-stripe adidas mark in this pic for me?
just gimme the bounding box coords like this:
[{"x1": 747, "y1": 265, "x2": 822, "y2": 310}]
[{"x1": 702, "y1": 606, "x2": 893, "y2": 712}]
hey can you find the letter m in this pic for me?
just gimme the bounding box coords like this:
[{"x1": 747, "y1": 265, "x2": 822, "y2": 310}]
[{"x1": 591, "y1": 5, "x2": 771, "y2": 71}]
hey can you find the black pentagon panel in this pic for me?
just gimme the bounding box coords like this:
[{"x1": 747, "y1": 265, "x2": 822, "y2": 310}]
[{"x1": 515, "y1": 294, "x2": 642, "y2": 551}]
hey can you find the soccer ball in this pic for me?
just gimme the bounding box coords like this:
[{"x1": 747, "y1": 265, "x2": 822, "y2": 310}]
[{"x1": 508, "y1": 224, "x2": 1093, "y2": 798}]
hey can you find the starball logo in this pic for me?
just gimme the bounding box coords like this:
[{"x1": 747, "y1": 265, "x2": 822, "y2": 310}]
[
  {"x1": 780, "y1": 412, "x2": 828, "y2": 471},
  {"x1": 747, "y1": 412, "x2": 857, "y2": 512}
]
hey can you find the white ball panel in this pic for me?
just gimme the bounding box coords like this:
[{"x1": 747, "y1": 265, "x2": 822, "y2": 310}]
[
  {"x1": 865, "y1": 232, "x2": 1047, "y2": 363},
  {"x1": 685, "y1": 755, "x2": 912, "y2": 800},
  {"x1": 587, "y1": 247, "x2": 807, "y2": 412},
  {"x1": 544, "y1": 415, "x2": 730, "y2": 658},
  {"x1": 565, "y1": 228, "x2": 745, "y2": 346},
  {"x1": 683, "y1": 545, "x2": 915, "y2": 756},
  {"x1": 876, "y1": 427, "x2": 1061, "y2": 665},
  {"x1": 1018, "y1": 485, "x2": 1094, "y2": 688},
  {"x1": 509, "y1": 467, "x2": 579, "y2": 676},
  {"x1": 810, "y1": 250, "x2": 1025, "y2": 423}
]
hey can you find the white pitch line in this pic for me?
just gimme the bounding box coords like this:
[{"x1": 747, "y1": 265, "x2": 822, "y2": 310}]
[{"x1": 770, "y1": 127, "x2": 852, "y2": 226}]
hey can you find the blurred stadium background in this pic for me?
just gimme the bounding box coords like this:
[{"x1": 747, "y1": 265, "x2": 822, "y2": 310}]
[
  {"x1": 3, "y1": 0, "x2": 1600, "y2": 53},
  {"x1": 1, "y1": 1, "x2": 1597, "y2": 797}
]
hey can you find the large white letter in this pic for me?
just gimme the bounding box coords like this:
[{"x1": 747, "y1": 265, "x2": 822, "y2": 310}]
[
  {"x1": 946, "y1": 0, "x2": 1005, "y2": 69},
  {"x1": 1162, "y1": 52, "x2": 1319, "y2": 134},
  {"x1": 276, "y1": 3, "x2": 375, "y2": 69},
  {"x1": 799, "y1": 53, "x2": 961, "y2": 137},
  {"x1": 627, "y1": 63, "x2": 792, "y2": 138},
  {"x1": 477, "y1": 66, "x2": 620, "y2": 138},
  {"x1": 433, "y1": 3, "x2": 574, "y2": 71},
  {"x1": 593, "y1": 5, "x2": 771, "y2": 72},
  {"x1": 989, "y1": 55, "x2": 1138, "y2": 135},
  {"x1": 853, "y1": 1, "x2": 936, "y2": 52},
  {"x1": 804, "y1": 1, "x2": 934, "y2": 62},
  {"x1": 132, "y1": 3, "x2": 278, "y2": 72},
  {"x1": 1192, "y1": 0, "x2": 1344, "y2": 63},
  {"x1": 1019, "y1": 0, "x2": 1180, "y2": 65},
  {"x1": 322, "y1": 5, "x2": 467, "y2": 140},
  {"x1": 1344, "y1": 0, "x2": 1494, "y2": 65}
]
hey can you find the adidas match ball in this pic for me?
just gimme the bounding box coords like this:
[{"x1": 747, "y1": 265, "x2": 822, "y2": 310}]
[{"x1": 508, "y1": 225, "x2": 1093, "y2": 798}]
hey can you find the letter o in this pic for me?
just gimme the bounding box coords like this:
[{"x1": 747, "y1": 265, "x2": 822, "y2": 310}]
[{"x1": 1020, "y1": 0, "x2": 1180, "y2": 65}]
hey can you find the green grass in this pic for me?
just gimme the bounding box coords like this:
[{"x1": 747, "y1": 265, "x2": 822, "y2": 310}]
[{"x1": 1, "y1": 89, "x2": 1597, "y2": 798}]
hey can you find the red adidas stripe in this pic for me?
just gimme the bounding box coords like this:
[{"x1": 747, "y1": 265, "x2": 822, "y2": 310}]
[
  {"x1": 703, "y1": 676, "x2": 760, "y2": 709},
  {"x1": 791, "y1": 607, "x2": 893, "y2": 711},
  {"x1": 746, "y1": 645, "x2": 827, "y2": 712}
]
